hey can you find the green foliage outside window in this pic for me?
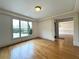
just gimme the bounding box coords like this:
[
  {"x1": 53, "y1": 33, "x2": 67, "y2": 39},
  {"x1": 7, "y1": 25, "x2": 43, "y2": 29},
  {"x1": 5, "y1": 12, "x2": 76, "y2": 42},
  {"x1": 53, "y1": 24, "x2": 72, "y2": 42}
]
[{"x1": 27, "y1": 22, "x2": 32, "y2": 35}]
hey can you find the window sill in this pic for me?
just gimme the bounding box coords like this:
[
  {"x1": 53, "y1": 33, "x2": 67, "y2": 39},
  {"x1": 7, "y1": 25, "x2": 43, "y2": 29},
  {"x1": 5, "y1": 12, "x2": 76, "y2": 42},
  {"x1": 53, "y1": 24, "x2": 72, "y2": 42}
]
[{"x1": 13, "y1": 35, "x2": 32, "y2": 40}]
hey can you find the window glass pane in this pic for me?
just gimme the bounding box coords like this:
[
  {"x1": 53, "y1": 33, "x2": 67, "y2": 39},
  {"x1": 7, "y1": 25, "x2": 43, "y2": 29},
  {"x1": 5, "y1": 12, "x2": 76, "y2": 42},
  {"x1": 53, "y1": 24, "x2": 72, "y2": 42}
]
[
  {"x1": 21, "y1": 21, "x2": 29, "y2": 37},
  {"x1": 28, "y1": 22, "x2": 32, "y2": 35},
  {"x1": 29, "y1": 22, "x2": 32, "y2": 28},
  {"x1": 13, "y1": 19, "x2": 20, "y2": 38}
]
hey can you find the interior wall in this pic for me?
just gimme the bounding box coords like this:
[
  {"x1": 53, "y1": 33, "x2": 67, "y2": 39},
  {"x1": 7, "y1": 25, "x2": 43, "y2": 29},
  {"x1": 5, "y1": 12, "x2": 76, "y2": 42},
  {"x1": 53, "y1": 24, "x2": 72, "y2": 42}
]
[
  {"x1": 0, "y1": 14, "x2": 38, "y2": 47},
  {"x1": 59, "y1": 21, "x2": 74, "y2": 35},
  {"x1": 38, "y1": 17, "x2": 55, "y2": 41},
  {"x1": 0, "y1": 9, "x2": 79, "y2": 47},
  {"x1": 73, "y1": 13, "x2": 79, "y2": 46}
]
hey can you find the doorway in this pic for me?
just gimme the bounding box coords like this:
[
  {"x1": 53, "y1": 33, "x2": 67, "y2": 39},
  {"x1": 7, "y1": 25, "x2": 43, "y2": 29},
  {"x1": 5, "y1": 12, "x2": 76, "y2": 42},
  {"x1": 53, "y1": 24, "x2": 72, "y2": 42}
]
[{"x1": 55, "y1": 18, "x2": 74, "y2": 46}]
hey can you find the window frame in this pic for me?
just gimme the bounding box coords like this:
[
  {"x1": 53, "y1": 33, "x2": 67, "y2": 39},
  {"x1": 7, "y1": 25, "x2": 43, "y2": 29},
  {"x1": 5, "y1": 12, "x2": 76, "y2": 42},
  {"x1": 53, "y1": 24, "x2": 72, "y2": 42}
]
[{"x1": 12, "y1": 18, "x2": 32, "y2": 39}]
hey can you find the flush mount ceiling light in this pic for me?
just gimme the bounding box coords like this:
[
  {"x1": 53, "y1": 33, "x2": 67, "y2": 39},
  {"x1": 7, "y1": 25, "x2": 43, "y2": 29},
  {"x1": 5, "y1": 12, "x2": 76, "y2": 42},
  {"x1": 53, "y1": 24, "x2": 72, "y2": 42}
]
[{"x1": 35, "y1": 6, "x2": 42, "y2": 12}]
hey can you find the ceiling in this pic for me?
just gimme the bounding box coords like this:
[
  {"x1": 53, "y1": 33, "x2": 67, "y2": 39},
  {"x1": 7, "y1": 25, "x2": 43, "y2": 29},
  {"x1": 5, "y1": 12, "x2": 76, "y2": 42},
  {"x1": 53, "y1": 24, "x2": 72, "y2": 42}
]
[{"x1": 0, "y1": 0, "x2": 78, "y2": 19}]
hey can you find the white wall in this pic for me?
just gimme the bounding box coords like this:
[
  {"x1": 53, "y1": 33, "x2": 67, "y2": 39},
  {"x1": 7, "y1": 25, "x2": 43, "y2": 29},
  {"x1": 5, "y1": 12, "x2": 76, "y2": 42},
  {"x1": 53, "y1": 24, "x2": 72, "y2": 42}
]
[
  {"x1": 38, "y1": 17, "x2": 55, "y2": 41},
  {"x1": 0, "y1": 14, "x2": 38, "y2": 47},
  {"x1": 59, "y1": 21, "x2": 74, "y2": 35},
  {"x1": 73, "y1": 13, "x2": 79, "y2": 46}
]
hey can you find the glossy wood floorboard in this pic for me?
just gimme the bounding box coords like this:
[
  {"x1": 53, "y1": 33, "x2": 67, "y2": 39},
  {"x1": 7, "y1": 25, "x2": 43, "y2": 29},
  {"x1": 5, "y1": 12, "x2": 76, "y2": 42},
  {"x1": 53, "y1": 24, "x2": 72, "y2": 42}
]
[{"x1": 0, "y1": 37, "x2": 79, "y2": 59}]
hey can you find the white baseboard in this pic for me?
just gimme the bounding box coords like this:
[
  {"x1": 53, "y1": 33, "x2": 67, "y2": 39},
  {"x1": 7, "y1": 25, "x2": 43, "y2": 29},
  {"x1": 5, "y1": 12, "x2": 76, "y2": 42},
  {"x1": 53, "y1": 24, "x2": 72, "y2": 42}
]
[{"x1": 39, "y1": 36, "x2": 55, "y2": 41}]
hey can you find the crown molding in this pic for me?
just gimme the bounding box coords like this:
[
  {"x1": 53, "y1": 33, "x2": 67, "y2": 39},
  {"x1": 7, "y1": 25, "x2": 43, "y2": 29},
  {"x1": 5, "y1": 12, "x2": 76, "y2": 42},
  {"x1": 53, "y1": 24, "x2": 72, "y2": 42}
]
[
  {"x1": 38, "y1": 16, "x2": 53, "y2": 22},
  {"x1": 0, "y1": 8, "x2": 78, "y2": 22},
  {"x1": 38, "y1": 10, "x2": 76, "y2": 22},
  {"x1": 0, "y1": 8, "x2": 36, "y2": 21},
  {"x1": 52, "y1": 10, "x2": 77, "y2": 18}
]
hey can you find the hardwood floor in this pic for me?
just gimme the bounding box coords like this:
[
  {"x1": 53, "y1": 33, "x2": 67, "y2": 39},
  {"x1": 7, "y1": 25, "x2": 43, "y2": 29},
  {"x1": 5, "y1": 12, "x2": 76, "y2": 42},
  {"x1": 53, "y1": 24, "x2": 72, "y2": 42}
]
[
  {"x1": 0, "y1": 37, "x2": 79, "y2": 59},
  {"x1": 59, "y1": 34, "x2": 73, "y2": 46}
]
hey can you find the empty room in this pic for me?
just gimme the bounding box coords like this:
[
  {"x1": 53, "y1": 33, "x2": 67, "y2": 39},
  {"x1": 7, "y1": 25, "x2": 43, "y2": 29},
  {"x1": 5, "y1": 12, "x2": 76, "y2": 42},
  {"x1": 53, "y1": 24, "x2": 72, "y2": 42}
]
[{"x1": 0, "y1": 0, "x2": 79, "y2": 59}]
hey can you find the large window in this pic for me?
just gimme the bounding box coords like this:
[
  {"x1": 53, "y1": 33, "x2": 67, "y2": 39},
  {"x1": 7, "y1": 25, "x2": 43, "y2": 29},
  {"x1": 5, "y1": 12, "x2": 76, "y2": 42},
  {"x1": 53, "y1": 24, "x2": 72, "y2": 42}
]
[
  {"x1": 13, "y1": 19, "x2": 20, "y2": 38},
  {"x1": 21, "y1": 21, "x2": 28, "y2": 37},
  {"x1": 12, "y1": 19, "x2": 32, "y2": 39}
]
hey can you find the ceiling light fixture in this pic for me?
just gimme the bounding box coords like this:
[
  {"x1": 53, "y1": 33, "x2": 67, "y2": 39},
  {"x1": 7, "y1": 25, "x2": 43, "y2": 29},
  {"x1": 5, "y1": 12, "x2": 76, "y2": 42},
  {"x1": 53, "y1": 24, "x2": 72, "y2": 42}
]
[{"x1": 35, "y1": 6, "x2": 41, "y2": 12}]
